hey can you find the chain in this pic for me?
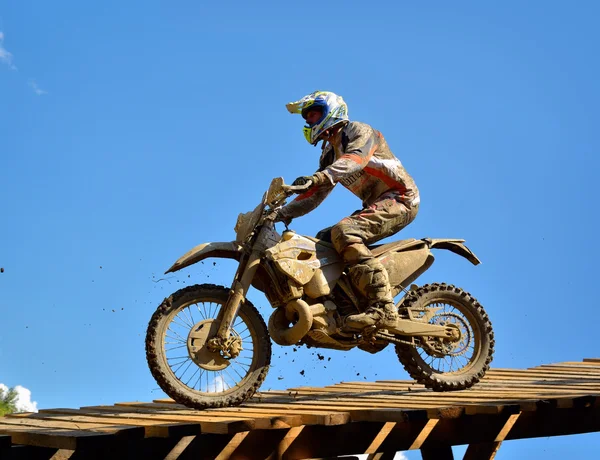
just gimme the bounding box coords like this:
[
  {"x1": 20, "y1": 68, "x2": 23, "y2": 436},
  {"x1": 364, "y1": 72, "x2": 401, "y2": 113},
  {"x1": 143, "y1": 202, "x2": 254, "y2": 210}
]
[{"x1": 374, "y1": 332, "x2": 416, "y2": 347}]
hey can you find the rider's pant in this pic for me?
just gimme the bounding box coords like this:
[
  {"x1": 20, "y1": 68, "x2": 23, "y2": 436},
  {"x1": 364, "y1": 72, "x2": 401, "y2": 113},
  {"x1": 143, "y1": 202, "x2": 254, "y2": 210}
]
[{"x1": 316, "y1": 191, "x2": 419, "y2": 306}]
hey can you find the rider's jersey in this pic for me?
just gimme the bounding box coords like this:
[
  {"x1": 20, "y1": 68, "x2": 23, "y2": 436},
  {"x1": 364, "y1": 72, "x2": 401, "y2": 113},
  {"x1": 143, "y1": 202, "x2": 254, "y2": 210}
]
[{"x1": 280, "y1": 121, "x2": 419, "y2": 220}]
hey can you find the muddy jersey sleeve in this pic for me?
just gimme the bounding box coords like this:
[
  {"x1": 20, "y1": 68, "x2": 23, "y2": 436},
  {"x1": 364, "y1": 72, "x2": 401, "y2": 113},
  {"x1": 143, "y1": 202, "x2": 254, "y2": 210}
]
[
  {"x1": 278, "y1": 181, "x2": 335, "y2": 220},
  {"x1": 322, "y1": 122, "x2": 378, "y2": 184}
]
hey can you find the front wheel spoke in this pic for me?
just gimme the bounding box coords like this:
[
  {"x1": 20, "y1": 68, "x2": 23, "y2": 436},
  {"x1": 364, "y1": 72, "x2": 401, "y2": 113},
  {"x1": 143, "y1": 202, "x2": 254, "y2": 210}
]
[
  {"x1": 177, "y1": 359, "x2": 194, "y2": 379},
  {"x1": 230, "y1": 363, "x2": 246, "y2": 380},
  {"x1": 196, "y1": 303, "x2": 207, "y2": 320},
  {"x1": 210, "y1": 302, "x2": 220, "y2": 319},
  {"x1": 165, "y1": 344, "x2": 187, "y2": 352},
  {"x1": 184, "y1": 306, "x2": 196, "y2": 326},
  {"x1": 207, "y1": 372, "x2": 220, "y2": 392},
  {"x1": 185, "y1": 366, "x2": 200, "y2": 386},
  {"x1": 176, "y1": 311, "x2": 194, "y2": 329},
  {"x1": 223, "y1": 368, "x2": 239, "y2": 388},
  {"x1": 168, "y1": 327, "x2": 188, "y2": 342},
  {"x1": 168, "y1": 355, "x2": 190, "y2": 361},
  {"x1": 233, "y1": 324, "x2": 246, "y2": 335},
  {"x1": 220, "y1": 371, "x2": 231, "y2": 390},
  {"x1": 171, "y1": 357, "x2": 191, "y2": 374},
  {"x1": 195, "y1": 369, "x2": 205, "y2": 390},
  {"x1": 165, "y1": 336, "x2": 187, "y2": 346}
]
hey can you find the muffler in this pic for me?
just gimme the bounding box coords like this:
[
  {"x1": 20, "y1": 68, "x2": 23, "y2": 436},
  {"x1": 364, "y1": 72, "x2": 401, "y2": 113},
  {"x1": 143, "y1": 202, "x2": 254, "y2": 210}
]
[{"x1": 268, "y1": 299, "x2": 313, "y2": 346}]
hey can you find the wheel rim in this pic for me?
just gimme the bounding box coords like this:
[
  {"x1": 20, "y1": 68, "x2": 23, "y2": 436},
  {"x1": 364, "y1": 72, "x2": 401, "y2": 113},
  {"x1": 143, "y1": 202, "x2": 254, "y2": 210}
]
[
  {"x1": 159, "y1": 299, "x2": 257, "y2": 395},
  {"x1": 415, "y1": 298, "x2": 480, "y2": 374}
]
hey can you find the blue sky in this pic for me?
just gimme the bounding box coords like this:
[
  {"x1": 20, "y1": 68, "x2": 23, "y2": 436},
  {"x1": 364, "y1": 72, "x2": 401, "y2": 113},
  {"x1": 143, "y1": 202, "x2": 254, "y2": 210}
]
[{"x1": 1, "y1": 1, "x2": 599, "y2": 458}]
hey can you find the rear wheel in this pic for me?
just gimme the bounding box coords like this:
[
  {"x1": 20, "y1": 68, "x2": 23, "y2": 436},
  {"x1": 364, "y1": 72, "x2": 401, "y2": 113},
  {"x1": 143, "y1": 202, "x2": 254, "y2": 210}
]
[
  {"x1": 395, "y1": 283, "x2": 494, "y2": 391},
  {"x1": 146, "y1": 284, "x2": 271, "y2": 408}
]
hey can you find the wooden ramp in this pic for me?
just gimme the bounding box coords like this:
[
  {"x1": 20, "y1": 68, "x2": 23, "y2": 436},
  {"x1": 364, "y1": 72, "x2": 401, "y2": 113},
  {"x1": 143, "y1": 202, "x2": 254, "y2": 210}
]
[{"x1": 1, "y1": 358, "x2": 600, "y2": 459}]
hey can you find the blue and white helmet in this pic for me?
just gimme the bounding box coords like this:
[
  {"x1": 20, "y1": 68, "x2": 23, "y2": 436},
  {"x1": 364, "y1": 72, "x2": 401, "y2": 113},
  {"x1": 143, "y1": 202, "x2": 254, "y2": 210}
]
[{"x1": 286, "y1": 91, "x2": 349, "y2": 145}]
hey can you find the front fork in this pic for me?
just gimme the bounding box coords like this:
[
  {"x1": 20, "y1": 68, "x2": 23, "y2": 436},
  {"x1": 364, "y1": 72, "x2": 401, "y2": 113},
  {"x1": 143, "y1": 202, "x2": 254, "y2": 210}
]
[{"x1": 208, "y1": 222, "x2": 272, "y2": 358}]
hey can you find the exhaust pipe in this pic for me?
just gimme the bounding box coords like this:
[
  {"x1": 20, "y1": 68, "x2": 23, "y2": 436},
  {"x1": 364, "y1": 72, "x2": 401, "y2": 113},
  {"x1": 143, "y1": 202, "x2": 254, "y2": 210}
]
[{"x1": 268, "y1": 299, "x2": 313, "y2": 346}]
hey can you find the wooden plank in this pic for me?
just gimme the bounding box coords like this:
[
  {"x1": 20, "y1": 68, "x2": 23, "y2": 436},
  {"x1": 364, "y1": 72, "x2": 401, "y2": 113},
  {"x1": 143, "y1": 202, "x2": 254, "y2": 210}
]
[
  {"x1": 552, "y1": 361, "x2": 600, "y2": 367},
  {"x1": 491, "y1": 366, "x2": 600, "y2": 373},
  {"x1": 426, "y1": 407, "x2": 465, "y2": 420},
  {"x1": 463, "y1": 442, "x2": 501, "y2": 460},
  {"x1": 332, "y1": 380, "x2": 600, "y2": 392},
  {"x1": 164, "y1": 435, "x2": 196, "y2": 460},
  {"x1": 253, "y1": 393, "x2": 575, "y2": 411},
  {"x1": 248, "y1": 397, "x2": 465, "y2": 410},
  {"x1": 269, "y1": 426, "x2": 304, "y2": 459},
  {"x1": 10, "y1": 410, "x2": 200, "y2": 438},
  {"x1": 201, "y1": 407, "x2": 350, "y2": 425},
  {"x1": 49, "y1": 450, "x2": 75, "y2": 460},
  {"x1": 288, "y1": 384, "x2": 596, "y2": 398},
  {"x1": 139, "y1": 404, "x2": 347, "y2": 426},
  {"x1": 78, "y1": 406, "x2": 267, "y2": 434},
  {"x1": 409, "y1": 419, "x2": 439, "y2": 450},
  {"x1": 78, "y1": 404, "x2": 298, "y2": 434},
  {"x1": 464, "y1": 403, "x2": 523, "y2": 416},
  {"x1": 584, "y1": 358, "x2": 600, "y2": 363},
  {"x1": 0, "y1": 424, "x2": 115, "y2": 450},
  {"x1": 494, "y1": 413, "x2": 521, "y2": 442},
  {"x1": 555, "y1": 395, "x2": 596, "y2": 409},
  {"x1": 256, "y1": 390, "x2": 568, "y2": 404},
  {"x1": 114, "y1": 402, "x2": 303, "y2": 428},
  {"x1": 468, "y1": 376, "x2": 600, "y2": 386},
  {"x1": 241, "y1": 401, "x2": 426, "y2": 422},
  {"x1": 365, "y1": 422, "x2": 396, "y2": 454},
  {"x1": 0, "y1": 417, "x2": 143, "y2": 441},
  {"x1": 44, "y1": 404, "x2": 323, "y2": 430},
  {"x1": 488, "y1": 369, "x2": 600, "y2": 379},
  {"x1": 215, "y1": 431, "x2": 248, "y2": 460},
  {"x1": 373, "y1": 377, "x2": 600, "y2": 388},
  {"x1": 535, "y1": 365, "x2": 600, "y2": 373},
  {"x1": 278, "y1": 421, "x2": 391, "y2": 459}
]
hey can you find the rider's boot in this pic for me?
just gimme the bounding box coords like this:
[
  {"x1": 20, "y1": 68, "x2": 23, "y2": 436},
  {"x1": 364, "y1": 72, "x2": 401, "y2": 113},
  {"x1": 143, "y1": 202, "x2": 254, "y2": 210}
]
[{"x1": 344, "y1": 257, "x2": 399, "y2": 330}]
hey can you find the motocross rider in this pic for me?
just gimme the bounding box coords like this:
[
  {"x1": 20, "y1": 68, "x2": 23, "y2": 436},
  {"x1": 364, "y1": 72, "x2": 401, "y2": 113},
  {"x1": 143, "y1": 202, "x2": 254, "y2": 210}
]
[{"x1": 274, "y1": 91, "x2": 420, "y2": 330}]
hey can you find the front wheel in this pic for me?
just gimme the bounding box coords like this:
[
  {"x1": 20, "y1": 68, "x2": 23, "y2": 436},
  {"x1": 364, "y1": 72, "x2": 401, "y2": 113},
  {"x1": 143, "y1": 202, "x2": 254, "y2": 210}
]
[
  {"x1": 396, "y1": 283, "x2": 494, "y2": 391},
  {"x1": 146, "y1": 284, "x2": 271, "y2": 409}
]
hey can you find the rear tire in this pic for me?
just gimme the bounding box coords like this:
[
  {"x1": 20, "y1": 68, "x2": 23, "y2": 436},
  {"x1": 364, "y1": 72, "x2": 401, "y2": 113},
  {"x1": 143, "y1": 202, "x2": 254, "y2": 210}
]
[
  {"x1": 146, "y1": 284, "x2": 271, "y2": 408},
  {"x1": 395, "y1": 283, "x2": 494, "y2": 391}
]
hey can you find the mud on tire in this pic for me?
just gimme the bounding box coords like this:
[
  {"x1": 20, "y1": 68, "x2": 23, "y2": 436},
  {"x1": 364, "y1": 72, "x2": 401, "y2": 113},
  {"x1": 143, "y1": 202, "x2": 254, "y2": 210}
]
[
  {"x1": 395, "y1": 283, "x2": 494, "y2": 391},
  {"x1": 145, "y1": 284, "x2": 271, "y2": 409}
]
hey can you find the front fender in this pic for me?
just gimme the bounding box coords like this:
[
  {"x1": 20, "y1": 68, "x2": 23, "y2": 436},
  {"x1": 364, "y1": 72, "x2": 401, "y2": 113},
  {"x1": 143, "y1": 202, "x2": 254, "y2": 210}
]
[{"x1": 165, "y1": 241, "x2": 242, "y2": 274}]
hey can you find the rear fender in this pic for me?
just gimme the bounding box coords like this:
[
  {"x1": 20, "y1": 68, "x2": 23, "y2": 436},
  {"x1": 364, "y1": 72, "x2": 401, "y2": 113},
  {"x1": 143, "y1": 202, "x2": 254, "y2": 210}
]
[
  {"x1": 424, "y1": 238, "x2": 481, "y2": 265},
  {"x1": 165, "y1": 241, "x2": 242, "y2": 274}
]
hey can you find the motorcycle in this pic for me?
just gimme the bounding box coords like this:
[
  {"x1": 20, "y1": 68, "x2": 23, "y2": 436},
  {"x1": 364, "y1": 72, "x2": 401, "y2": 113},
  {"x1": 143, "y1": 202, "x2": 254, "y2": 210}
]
[{"x1": 146, "y1": 177, "x2": 494, "y2": 409}]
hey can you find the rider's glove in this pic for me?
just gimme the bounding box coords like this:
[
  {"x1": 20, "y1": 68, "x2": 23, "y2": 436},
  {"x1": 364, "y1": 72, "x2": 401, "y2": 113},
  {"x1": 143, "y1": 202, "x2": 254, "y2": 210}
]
[
  {"x1": 292, "y1": 176, "x2": 314, "y2": 186},
  {"x1": 292, "y1": 172, "x2": 328, "y2": 187}
]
